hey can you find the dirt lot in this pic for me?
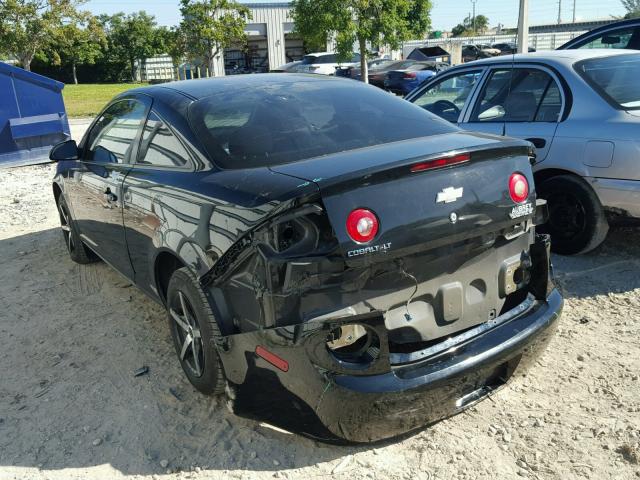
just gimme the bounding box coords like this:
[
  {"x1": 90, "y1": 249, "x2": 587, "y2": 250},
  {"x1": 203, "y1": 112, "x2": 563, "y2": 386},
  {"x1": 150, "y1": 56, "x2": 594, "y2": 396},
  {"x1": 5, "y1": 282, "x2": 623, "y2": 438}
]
[{"x1": 0, "y1": 164, "x2": 639, "y2": 480}]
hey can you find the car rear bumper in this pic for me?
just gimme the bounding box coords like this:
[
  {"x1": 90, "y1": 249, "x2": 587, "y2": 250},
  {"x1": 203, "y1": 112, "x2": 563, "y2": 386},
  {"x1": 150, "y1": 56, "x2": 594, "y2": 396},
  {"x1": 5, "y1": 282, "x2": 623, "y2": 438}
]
[
  {"x1": 315, "y1": 288, "x2": 562, "y2": 442},
  {"x1": 219, "y1": 286, "x2": 562, "y2": 443},
  {"x1": 588, "y1": 177, "x2": 640, "y2": 218}
]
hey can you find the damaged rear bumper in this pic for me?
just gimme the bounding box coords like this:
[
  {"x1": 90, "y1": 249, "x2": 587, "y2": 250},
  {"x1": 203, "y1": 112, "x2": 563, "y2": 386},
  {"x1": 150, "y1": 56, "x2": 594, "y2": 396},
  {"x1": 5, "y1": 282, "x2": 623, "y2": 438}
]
[{"x1": 218, "y1": 287, "x2": 562, "y2": 443}]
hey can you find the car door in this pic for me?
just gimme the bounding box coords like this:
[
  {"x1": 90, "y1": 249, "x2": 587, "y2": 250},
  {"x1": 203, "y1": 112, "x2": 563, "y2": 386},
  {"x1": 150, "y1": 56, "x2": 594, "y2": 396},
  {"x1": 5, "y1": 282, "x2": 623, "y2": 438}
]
[
  {"x1": 121, "y1": 109, "x2": 198, "y2": 299},
  {"x1": 465, "y1": 66, "x2": 563, "y2": 162},
  {"x1": 67, "y1": 97, "x2": 149, "y2": 277},
  {"x1": 407, "y1": 68, "x2": 486, "y2": 125}
]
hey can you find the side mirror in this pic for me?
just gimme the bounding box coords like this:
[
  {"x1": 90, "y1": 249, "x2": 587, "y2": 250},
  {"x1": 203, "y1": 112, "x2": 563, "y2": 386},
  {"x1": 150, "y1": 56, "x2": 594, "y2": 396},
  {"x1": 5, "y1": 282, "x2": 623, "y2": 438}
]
[{"x1": 49, "y1": 140, "x2": 79, "y2": 162}]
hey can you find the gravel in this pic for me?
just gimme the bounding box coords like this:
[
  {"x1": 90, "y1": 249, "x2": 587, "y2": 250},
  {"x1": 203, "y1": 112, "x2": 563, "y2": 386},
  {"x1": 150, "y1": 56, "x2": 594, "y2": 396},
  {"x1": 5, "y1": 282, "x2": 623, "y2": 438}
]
[{"x1": 0, "y1": 165, "x2": 638, "y2": 480}]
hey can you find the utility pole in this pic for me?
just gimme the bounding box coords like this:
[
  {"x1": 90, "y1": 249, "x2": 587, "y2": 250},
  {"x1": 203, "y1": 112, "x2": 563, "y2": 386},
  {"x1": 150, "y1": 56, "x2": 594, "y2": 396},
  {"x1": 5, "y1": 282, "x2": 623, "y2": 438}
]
[
  {"x1": 517, "y1": 0, "x2": 529, "y2": 54},
  {"x1": 573, "y1": 0, "x2": 576, "y2": 23},
  {"x1": 557, "y1": 0, "x2": 562, "y2": 24},
  {"x1": 471, "y1": 0, "x2": 477, "y2": 35}
]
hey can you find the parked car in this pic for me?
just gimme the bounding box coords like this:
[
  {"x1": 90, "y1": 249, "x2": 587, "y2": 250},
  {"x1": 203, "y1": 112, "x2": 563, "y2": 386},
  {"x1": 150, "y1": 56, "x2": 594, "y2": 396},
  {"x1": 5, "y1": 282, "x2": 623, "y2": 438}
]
[
  {"x1": 294, "y1": 52, "x2": 360, "y2": 75},
  {"x1": 368, "y1": 59, "x2": 418, "y2": 87},
  {"x1": 478, "y1": 44, "x2": 501, "y2": 56},
  {"x1": 558, "y1": 18, "x2": 640, "y2": 50},
  {"x1": 405, "y1": 50, "x2": 640, "y2": 255},
  {"x1": 271, "y1": 60, "x2": 302, "y2": 72},
  {"x1": 335, "y1": 58, "x2": 396, "y2": 80},
  {"x1": 383, "y1": 61, "x2": 444, "y2": 95},
  {"x1": 462, "y1": 44, "x2": 492, "y2": 62},
  {"x1": 492, "y1": 42, "x2": 536, "y2": 55},
  {"x1": 50, "y1": 73, "x2": 561, "y2": 443}
]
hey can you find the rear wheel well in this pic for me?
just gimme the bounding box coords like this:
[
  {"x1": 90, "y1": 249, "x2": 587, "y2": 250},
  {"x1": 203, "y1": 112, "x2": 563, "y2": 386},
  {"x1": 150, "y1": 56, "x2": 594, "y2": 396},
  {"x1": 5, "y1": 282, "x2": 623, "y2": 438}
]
[
  {"x1": 534, "y1": 168, "x2": 584, "y2": 187},
  {"x1": 155, "y1": 252, "x2": 186, "y2": 305}
]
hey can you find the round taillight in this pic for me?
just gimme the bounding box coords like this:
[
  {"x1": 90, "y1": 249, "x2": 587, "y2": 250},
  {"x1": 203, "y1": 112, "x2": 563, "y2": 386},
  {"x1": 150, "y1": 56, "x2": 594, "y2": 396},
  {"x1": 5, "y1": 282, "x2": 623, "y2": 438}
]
[
  {"x1": 346, "y1": 208, "x2": 379, "y2": 243},
  {"x1": 509, "y1": 173, "x2": 529, "y2": 204}
]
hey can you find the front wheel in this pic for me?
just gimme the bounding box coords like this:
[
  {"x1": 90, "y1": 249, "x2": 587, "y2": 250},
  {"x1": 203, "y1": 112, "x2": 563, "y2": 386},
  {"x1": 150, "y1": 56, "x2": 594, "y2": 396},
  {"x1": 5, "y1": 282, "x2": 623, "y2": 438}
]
[
  {"x1": 537, "y1": 175, "x2": 609, "y2": 255},
  {"x1": 56, "y1": 195, "x2": 99, "y2": 264},
  {"x1": 166, "y1": 267, "x2": 226, "y2": 395}
]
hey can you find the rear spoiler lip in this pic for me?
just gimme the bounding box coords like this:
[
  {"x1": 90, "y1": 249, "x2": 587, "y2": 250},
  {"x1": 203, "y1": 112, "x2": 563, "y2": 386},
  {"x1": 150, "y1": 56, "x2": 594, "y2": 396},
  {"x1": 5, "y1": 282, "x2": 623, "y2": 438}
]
[{"x1": 270, "y1": 138, "x2": 531, "y2": 197}]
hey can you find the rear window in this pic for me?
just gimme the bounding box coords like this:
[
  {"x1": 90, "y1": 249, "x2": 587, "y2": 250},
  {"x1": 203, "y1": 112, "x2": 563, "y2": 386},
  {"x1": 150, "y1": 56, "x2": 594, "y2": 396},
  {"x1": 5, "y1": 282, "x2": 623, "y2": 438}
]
[
  {"x1": 189, "y1": 80, "x2": 457, "y2": 169},
  {"x1": 576, "y1": 54, "x2": 640, "y2": 110}
]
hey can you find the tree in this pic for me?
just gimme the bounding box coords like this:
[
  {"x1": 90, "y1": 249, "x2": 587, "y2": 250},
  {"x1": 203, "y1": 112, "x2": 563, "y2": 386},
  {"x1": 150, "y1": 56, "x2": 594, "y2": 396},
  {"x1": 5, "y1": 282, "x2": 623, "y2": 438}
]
[
  {"x1": 51, "y1": 15, "x2": 106, "y2": 84},
  {"x1": 291, "y1": 0, "x2": 432, "y2": 84},
  {"x1": 179, "y1": 0, "x2": 251, "y2": 76},
  {"x1": 0, "y1": 0, "x2": 83, "y2": 71},
  {"x1": 101, "y1": 12, "x2": 164, "y2": 81},
  {"x1": 157, "y1": 26, "x2": 186, "y2": 68},
  {"x1": 622, "y1": 0, "x2": 640, "y2": 18},
  {"x1": 452, "y1": 14, "x2": 489, "y2": 37}
]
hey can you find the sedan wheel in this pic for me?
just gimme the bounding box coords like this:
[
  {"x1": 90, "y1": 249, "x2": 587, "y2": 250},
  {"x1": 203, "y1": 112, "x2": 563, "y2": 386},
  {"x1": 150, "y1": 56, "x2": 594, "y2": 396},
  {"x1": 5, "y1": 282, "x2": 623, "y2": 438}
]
[
  {"x1": 58, "y1": 200, "x2": 75, "y2": 253},
  {"x1": 167, "y1": 267, "x2": 226, "y2": 395},
  {"x1": 170, "y1": 291, "x2": 205, "y2": 378},
  {"x1": 537, "y1": 175, "x2": 609, "y2": 255},
  {"x1": 56, "y1": 195, "x2": 99, "y2": 264}
]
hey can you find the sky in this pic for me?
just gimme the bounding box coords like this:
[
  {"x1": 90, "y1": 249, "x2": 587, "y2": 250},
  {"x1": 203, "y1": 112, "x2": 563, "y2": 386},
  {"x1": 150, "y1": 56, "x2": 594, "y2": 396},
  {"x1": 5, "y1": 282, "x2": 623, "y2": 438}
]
[{"x1": 84, "y1": 0, "x2": 627, "y2": 31}]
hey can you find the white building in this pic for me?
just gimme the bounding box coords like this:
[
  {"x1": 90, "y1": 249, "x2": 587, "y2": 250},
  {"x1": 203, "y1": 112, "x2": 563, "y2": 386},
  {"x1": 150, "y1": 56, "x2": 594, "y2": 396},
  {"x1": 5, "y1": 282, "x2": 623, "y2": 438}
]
[{"x1": 213, "y1": 2, "x2": 301, "y2": 76}]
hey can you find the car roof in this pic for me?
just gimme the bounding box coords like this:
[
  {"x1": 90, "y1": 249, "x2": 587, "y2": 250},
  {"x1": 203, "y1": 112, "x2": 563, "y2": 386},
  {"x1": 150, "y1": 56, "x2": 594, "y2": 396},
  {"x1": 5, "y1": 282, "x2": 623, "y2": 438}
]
[
  {"x1": 124, "y1": 73, "x2": 350, "y2": 101},
  {"x1": 558, "y1": 18, "x2": 640, "y2": 49},
  {"x1": 461, "y1": 48, "x2": 635, "y2": 66}
]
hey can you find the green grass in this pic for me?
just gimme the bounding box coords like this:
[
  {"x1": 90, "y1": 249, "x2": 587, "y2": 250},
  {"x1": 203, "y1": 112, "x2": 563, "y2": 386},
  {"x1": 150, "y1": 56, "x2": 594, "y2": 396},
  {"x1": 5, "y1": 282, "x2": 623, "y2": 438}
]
[{"x1": 62, "y1": 83, "x2": 149, "y2": 118}]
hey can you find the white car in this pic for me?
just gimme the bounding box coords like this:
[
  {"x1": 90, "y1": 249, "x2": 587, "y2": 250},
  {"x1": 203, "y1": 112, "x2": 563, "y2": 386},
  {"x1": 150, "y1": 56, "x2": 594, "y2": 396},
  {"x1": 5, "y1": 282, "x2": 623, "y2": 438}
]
[
  {"x1": 478, "y1": 44, "x2": 501, "y2": 56},
  {"x1": 405, "y1": 49, "x2": 640, "y2": 255},
  {"x1": 294, "y1": 52, "x2": 361, "y2": 75}
]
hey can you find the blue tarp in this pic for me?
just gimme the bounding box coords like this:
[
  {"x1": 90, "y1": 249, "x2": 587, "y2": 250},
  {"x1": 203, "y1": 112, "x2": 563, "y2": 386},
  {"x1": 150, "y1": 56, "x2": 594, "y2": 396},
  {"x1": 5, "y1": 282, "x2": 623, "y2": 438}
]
[{"x1": 0, "y1": 62, "x2": 70, "y2": 167}]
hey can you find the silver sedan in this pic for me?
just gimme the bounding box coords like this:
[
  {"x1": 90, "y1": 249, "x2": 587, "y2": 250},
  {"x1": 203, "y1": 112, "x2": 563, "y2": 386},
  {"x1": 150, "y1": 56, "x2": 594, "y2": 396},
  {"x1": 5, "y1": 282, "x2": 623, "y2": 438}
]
[{"x1": 405, "y1": 49, "x2": 640, "y2": 255}]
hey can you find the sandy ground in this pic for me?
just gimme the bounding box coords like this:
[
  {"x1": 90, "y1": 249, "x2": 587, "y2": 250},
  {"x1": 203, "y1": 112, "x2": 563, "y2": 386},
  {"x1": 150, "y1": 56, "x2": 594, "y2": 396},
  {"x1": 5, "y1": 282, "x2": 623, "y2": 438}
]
[{"x1": 0, "y1": 161, "x2": 639, "y2": 480}]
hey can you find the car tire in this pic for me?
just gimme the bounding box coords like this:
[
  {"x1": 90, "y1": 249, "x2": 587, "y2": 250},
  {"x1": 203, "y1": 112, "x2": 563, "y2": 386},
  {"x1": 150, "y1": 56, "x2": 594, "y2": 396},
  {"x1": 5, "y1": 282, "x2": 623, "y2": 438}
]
[
  {"x1": 537, "y1": 175, "x2": 609, "y2": 255},
  {"x1": 166, "y1": 267, "x2": 226, "y2": 395},
  {"x1": 56, "y1": 195, "x2": 99, "y2": 264}
]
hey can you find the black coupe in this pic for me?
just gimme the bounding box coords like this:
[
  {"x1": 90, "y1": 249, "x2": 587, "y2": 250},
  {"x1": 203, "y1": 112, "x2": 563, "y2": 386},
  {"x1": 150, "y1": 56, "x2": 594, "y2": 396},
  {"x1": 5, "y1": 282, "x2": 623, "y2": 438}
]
[{"x1": 50, "y1": 74, "x2": 562, "y2": 442}]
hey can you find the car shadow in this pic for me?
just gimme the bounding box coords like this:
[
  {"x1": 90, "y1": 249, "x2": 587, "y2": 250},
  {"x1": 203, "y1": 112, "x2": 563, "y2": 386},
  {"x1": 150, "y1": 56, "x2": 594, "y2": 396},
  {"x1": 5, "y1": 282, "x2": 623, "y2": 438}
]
[
  {"x1": 0, "y1": 228, "x2": 365, "y2": 476},
  {"x1": 551, "y1": 226, "x2": 640, "y2": 300}
]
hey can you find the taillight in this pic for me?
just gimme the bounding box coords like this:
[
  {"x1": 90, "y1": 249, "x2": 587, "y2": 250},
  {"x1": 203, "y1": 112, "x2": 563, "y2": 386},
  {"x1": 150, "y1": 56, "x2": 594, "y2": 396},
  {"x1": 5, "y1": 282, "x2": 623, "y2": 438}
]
[
  {"x1": 410, "y1": 153, "x2": 470, "y2": 173},
  {"x1": 404, "y1": 72, "x2": 417, "y2": 79},
  {"x1": 346, "y1": 208, "x2": 379, "y2": 243},
  {"x1": 509, "y1": 173, "x2": 529, "y2": 203}
]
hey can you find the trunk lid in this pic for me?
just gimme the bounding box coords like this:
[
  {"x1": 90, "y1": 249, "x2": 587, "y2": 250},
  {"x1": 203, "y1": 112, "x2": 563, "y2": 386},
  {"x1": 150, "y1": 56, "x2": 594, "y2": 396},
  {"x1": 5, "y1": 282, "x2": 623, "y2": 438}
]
[{"x1": 270, "y1": 131, "x2": 535, "y2": 266}]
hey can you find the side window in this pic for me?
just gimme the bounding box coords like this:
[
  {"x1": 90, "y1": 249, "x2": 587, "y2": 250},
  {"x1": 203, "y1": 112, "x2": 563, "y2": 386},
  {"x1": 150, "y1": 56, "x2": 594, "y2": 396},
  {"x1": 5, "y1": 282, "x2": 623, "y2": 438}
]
[
  {"x1": 137, "y1": 111, "x2": 190, "y2": 167},
  {"x1": 411, "y1": 70, "x2": 482, "y2": 122},
  {"x1": 86, "y1": 100, "x2": 147, "y2": 163},
  {"x1": 577, "y1": 28, "x2": 635, "y2": 49},
  {"x1": 470, "y1": 68, "x2": 562, "y2": 123}
]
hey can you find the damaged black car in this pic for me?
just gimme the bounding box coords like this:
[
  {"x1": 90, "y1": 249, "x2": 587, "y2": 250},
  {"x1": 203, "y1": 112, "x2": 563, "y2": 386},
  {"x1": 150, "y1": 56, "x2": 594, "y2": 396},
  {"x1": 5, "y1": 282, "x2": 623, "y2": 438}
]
[{"x1": 50, "y1": 74, "x2": 563, "y2": 443}]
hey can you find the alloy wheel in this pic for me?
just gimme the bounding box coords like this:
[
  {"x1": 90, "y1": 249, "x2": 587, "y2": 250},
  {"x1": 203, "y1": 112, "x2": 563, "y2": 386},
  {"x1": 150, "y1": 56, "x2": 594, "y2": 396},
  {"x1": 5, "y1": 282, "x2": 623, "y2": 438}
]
[
  {"x1": 170, "y1": 291, "x2": 205, "y2": 378},
  {"x1": 58, "y1": 202, "x2": 75, "y2": 253}
]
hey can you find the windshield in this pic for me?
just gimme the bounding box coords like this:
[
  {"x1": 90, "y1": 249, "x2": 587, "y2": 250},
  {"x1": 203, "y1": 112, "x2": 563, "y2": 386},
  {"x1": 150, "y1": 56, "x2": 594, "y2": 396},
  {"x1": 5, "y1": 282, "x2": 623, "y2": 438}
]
[
  {"x1": 576, "y1": 54, "x2": 640, "y2": 110},
  {"x1": 189, "y1": 79, "x2": 457, "y2": 169}
]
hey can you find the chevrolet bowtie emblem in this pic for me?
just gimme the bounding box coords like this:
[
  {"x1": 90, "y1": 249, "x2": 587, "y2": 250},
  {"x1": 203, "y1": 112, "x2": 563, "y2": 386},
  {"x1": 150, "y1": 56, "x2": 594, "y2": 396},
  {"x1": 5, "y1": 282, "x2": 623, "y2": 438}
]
[{"x1": 436, "y1": 186, "x2": 464, "y2": 204}]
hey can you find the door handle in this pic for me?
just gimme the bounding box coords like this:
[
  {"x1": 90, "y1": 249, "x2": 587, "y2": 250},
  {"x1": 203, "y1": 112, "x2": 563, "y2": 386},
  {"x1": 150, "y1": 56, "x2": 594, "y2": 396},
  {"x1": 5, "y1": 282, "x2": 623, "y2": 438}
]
[{"x1": 525, "y1": 137, "x2": 546, "y2": 149}]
